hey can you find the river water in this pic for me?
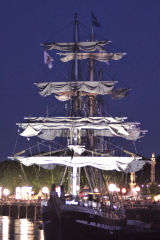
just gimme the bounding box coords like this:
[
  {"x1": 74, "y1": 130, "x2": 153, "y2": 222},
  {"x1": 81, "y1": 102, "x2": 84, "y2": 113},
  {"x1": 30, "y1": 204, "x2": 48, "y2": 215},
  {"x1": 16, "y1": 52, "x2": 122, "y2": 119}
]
[{"x1": 0, "y1": 216, "x2": 44, "y2": 240}]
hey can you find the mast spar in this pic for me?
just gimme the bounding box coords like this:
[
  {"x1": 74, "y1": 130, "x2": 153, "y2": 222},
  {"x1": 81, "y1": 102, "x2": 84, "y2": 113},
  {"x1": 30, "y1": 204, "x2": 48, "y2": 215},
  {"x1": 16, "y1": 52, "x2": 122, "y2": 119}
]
[{"x1": 87, "y1": 27, "x2": 97, "y2": 192}]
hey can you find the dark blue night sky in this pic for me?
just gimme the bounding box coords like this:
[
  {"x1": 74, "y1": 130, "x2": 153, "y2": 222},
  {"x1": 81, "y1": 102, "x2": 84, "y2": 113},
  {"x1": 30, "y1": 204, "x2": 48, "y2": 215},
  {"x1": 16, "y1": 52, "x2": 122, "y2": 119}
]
[{"x1": 0, "y1": 0, "x2": 160, "y2": 161}]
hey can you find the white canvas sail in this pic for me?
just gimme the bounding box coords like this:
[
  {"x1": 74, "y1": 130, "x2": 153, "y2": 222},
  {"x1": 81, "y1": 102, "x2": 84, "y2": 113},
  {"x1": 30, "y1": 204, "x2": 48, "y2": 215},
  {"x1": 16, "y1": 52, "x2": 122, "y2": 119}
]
[
  {"x1": 17, "y1": 116, "x2": 145, "y2": 141},
  {"x1": 57, "y1": 52, "x2": 127, "y2": 63},
  {"x1": 10, "y1": 155, "x2": 149, "y2": 173},
  {"x1": 23, "y1": 116, "x2": 127, "y2": 123},
  {"x1": 34, "y1": 81, "x2": 117, "y2": 97},
  {"x1": 35, "y1": 82, "x2": 130, "y2": 100},
  {"x1": 42, "y1": 41, "x2": 110, "y2": 52}
]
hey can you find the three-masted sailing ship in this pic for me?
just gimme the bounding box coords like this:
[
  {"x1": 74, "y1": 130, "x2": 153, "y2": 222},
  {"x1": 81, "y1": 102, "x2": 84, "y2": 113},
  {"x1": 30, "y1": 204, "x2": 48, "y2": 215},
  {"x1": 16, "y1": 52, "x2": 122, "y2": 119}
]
[{"x1": 10, "y1": 14, "x2": 149, "y2": 240}]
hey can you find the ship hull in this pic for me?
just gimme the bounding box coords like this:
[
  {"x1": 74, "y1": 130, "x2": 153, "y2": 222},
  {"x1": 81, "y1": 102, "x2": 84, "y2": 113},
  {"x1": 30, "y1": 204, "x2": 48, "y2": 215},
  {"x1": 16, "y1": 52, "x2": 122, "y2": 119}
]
[{"x1": 42, "y1": 203, "x2": 125, "y2": 240}]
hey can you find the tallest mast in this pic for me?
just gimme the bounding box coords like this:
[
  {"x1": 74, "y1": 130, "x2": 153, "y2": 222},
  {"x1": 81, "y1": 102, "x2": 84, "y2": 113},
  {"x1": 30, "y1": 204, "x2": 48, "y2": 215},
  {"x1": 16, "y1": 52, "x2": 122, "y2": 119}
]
[
  {"x1": 74, "y1": 13, "x2": 78, "y2": 82},
  {"x1": 71, "y1": 13, "x2": 80, "y2": 117},
  {"x1": 72, "y1": 13, "x2": 80, "y2": 198},
  {"x1": 89, "y1": 27, "x2": 95, "y2": 117}
]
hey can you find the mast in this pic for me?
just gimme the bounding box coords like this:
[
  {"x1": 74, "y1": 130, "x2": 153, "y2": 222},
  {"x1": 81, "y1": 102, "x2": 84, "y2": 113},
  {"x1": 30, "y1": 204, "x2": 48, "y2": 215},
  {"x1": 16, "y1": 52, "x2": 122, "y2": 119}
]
[
  {"x1": 87, "y1": 28, "x2": 96, "y2": 192},
  {"x1": 88, "y1": 28, "x2": 95, "y2": 151},
  {"x1": 88, "y1": 27, "x2": 102, "y2": 193},
  {"x1": 71, "y1": 13, "x2": 79, "y2": 117},
  {"x1": 72, "y1": 13, "x2": 80, "y2": 197},
  {"x1": 89, "y1": 27, "x2": 95, "y2": 117},
  {"x1": 89, "y1": 28, "x2": 94, "y2": 82},
  {"x1": 74, "y1": 13, "x2": 78, "y2": 82}
]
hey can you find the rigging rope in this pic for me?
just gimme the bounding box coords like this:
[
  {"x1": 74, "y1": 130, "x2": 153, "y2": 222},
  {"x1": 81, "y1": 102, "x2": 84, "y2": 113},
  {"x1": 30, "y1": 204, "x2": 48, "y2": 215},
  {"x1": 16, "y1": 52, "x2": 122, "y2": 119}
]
[
  {"x1": 12, "y1": 133, "x2": 19, "y2": 155},
  {"x1": 133, "y1": 141, "x2": 137, "y2": 154},
  {"x1": 20, "y1": 163, "x2": 29, "y2": 184}
]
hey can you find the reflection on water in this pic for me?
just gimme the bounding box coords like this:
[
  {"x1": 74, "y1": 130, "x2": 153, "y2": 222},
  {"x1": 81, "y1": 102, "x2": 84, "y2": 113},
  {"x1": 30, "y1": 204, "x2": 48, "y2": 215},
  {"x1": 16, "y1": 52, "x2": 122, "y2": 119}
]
[
  {"x1": 1, "y1": 217, "x2": 9, "y2": 240},
  {"x1": 0, "y1": 216, "x2": 44, "y2": 240}
]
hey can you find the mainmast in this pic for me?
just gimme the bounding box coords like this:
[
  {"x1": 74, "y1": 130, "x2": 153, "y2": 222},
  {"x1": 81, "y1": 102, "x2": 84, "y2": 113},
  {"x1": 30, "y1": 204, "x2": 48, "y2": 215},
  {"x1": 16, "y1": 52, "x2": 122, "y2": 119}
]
[
  {"x1": 89, "y1": 27, "x2": 95, "y2": 117},
  {"x1": 74, "y1": 13, "x2": 78, "y2": 82},
  {"x1": 72, "y1": 13, "x2": 80, "y2": 197},
  {"x1": 71, "y1": 13, "x2": 80, "y2": 118},
  {"x1": 87, "y1": 27, "x2": 102, "y2": 193},
  {"x1": 85, "y1": 28, "x2": 96, "y2": 193}
]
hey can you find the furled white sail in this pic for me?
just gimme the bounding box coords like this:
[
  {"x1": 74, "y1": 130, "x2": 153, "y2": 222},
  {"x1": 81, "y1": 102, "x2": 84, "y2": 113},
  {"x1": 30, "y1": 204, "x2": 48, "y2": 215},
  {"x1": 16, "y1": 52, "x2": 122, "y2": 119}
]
[
  {"x1": 24, "y1": 116, "x2": 127, "y2": 123},
  {"x1": 42, "y1": 41, "x2": 110, "y2": 52},
  {"x1": 57, "y1": 52, "x2": 127, "y2": 62},
  {"x1": 55, "y1": 94, "x2": 71, "y2": 101},
  {"x1": 10, "y1": 155, "x2": 149, "y2": 173},
  {"x1": 35, "y1": 128, "x2": 145, "y2": 141},
  {"x1": 111, "y1": 88, "x2": 130, "y2": 100},
  {"x1": 55, "y1": 87, "x2": 130, "y2": 101},
  {"x1": 34, "y1": 81, "x2": 117, "y2": 97},
  {"x1": 17, "y1": 116, "x2": 145, "y2": 141},
  {"x1": 68, "y1": 145, "x2": 85, "y2": 155}
]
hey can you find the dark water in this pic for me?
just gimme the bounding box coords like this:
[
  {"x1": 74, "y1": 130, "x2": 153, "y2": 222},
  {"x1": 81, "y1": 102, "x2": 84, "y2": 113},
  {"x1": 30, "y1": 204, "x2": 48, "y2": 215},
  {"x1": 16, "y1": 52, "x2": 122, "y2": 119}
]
[
  {"x1": 0, "y1": 216, "x2": 44, "y2": 240},
  {"x1": 1, "y1": 216, "x2": 159, "y2": 240}
]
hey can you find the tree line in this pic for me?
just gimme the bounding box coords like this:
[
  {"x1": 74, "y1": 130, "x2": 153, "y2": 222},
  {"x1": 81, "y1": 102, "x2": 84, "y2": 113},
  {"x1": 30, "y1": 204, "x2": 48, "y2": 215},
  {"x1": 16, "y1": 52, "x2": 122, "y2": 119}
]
[{"x1": 0, "y1": 156, "x2": 160, "y2": 196}]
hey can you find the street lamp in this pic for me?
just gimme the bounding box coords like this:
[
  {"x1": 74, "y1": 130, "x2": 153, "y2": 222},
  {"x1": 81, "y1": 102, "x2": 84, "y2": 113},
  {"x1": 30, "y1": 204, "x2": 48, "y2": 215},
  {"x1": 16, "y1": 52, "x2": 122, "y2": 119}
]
[
  {"x1": 108, "y1": 184, "x2": 117, "y2": 192},
  {"x1": 121, "y1": 188, "x2": 127, "y2": 194}
]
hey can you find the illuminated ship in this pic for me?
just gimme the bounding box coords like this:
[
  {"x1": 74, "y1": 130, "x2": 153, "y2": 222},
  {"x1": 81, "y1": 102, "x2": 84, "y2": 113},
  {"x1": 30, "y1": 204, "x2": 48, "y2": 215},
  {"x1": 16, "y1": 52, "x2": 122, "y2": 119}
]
[{"x1": 10, "y1": 14, "x2": 149, "y2": 240}]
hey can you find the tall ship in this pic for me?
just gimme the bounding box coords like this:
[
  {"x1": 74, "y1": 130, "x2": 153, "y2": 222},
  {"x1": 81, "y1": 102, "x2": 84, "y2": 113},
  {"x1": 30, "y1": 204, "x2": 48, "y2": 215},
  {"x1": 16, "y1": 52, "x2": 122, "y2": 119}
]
[{"x1": 10, "y1": 14, "x2": 149, "y2": 240}]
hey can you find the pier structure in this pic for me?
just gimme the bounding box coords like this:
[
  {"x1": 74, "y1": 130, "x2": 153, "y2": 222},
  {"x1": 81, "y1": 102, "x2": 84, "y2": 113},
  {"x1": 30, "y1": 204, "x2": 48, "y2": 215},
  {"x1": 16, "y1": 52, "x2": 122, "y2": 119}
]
[{"x1": 0, "y1": 201, "x2": 41, "y2": 219}]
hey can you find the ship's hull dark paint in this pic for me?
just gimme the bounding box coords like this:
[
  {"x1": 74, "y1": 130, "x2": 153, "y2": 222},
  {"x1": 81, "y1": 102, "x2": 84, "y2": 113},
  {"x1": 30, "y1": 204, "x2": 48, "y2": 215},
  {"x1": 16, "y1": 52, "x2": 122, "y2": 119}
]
[
  {"x1": 43, "y1": 219, "x2": 122, "y2": 240},
  {"x1": 42, "y1": 206, "x2": 125, "y2": 240}
]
